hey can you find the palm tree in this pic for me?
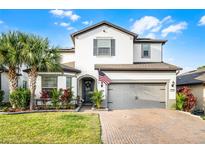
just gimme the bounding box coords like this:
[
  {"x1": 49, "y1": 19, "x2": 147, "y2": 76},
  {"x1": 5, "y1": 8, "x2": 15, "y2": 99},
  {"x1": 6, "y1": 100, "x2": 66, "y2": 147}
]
[
  {"x1": 21, "y1": 34, "x2": 61, "y2": 110},
  {"x1": 90, "y1": 89, "x2": 104, "y2": 109},
  {"x1": 0, "y1": 31, "x2": 24, "y2": 93}
]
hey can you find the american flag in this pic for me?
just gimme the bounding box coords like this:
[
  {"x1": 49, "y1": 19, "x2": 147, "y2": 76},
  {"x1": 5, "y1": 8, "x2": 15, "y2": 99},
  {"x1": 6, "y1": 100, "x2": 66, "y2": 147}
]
[{"x1": 98, "y1": 70, "x2": 112, "y2": 85}]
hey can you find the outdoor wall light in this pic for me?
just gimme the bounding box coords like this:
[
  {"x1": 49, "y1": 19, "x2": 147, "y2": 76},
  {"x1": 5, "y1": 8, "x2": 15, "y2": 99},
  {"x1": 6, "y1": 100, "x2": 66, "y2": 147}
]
[{"x1": 171, "y1": 81, "x2": 175, "y2": 87}]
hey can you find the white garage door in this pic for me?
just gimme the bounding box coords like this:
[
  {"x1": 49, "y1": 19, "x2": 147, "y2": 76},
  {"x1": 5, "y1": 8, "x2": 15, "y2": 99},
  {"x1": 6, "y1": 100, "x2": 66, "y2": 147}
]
[{"x1": 108, "y1": 83, "x2": 166, "y2": 109}]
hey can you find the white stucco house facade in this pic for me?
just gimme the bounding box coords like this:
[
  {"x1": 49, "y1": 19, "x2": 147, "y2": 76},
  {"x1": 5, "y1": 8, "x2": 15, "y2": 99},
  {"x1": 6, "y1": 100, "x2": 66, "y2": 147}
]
[
  {"x1": 1, "y1": 21, "x2": 181, "y2": 109},
  {"x1": 0, "y1": 65, "x2": 28, "y2": 102}
]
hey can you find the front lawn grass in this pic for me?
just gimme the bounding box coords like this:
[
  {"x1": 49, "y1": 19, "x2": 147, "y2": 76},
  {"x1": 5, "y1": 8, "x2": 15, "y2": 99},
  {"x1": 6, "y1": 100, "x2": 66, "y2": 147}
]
[{"x1": 0, "y1": 112, "x2": 101, "y2": 144}]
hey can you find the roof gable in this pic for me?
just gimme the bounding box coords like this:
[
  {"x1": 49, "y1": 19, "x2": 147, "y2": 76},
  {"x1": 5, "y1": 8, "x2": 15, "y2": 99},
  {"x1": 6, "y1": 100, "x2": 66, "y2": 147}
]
[{"x1": 71, "y1": 21, "x2": 137, "y2": 41}]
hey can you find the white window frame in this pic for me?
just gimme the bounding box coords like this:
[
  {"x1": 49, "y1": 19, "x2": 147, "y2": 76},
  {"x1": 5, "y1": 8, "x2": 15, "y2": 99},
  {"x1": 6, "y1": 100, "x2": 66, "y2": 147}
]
[
  {"x1": 41, "y1": 75, "x2": 58, "y2": 91},
  {"x1": 66, "y1": 77, "x2": 72, "y2": 89},
  {"x1": 96, "y1": 38, "x2": 112, "y2": 56},
  {"x1": 141, "y1": 44, "x2": 151, "y2": 58}
]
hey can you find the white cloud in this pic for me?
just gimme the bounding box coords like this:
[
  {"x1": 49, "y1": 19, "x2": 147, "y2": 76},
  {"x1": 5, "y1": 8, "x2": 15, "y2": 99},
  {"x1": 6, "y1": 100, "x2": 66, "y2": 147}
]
[
  {"x1": 54, "y1": 21, "x2": 74, "y2": 31},
  {"x1": 67, "y1": 27, "x2": 74, "y2": 31},
  {"x1": 145, "y1": 33, "x2": 156, "y2": 39},
  {"x1": 0, "y1": 20, "x2": 4, "y2": 24},
  {"x1": 70, "y1": 14, "x2": 80, "y2": 22},
  {"x1": 198, "y1": 15, "x2": 205, "y2": 26},
  {"x1": 82, "y1": 20, "x2": 93, "y2": 26},
  {"x1": 161, "y1": 16, "x2": 172, "y2": 23},
  {"x1": 59, "y1": 22, "x2": 70, "y2": 27},
  {"x1": 131, "y1": 16, "x2": 160, "y2": 34},
  {"x1": 151, "y1": 26, "x2": 162, "y2": 33},
  {"x1": 161, "y1": 22, "x2": 187, "y2": 37},
  {"x1": 129, "y1": 18, "x2": 134, "y2": 22},
  {"x1": 64, "y1": 11, "x2": 72, "y2": 17},
  {"x1": 131, "y1": 15, "x2": 173, "y2": 35},
  {"x1": 50, "y1": 9, "x2": 80, "y2": 22},
  {"x1": 50, "y1": 10, "x2": 64, "y2": 16}
]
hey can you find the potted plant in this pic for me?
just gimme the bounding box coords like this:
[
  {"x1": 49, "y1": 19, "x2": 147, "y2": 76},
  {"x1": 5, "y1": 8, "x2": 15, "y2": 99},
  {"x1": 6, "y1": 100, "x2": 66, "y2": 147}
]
[{"x1": 90, "y1": 89, "x2": 104, "y2": 109}]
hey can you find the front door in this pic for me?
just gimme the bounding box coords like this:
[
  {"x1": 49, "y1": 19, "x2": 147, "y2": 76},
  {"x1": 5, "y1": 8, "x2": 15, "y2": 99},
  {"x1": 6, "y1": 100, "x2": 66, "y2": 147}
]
[{"x1": 82, "y1": 78, "x2": 94, "y2": 103}]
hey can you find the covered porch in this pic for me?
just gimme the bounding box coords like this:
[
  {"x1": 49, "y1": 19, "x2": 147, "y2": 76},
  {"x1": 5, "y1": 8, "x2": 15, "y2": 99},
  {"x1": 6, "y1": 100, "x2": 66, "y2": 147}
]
[{"x1": 23, "y1": 64, "x2": 81, "y2": 109}]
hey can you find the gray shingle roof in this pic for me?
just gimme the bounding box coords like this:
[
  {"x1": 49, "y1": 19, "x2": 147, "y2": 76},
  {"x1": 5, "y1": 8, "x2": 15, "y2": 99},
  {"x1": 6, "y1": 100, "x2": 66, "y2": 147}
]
[
  {"x1": 134, "y1": 38, "x2": 167, "y2": 44},
  {"x1": 23, "y1": 64, "x2": 81, "y2": 74},
  {"x1": 177, "y1": 69, "x2": 205, "y2": 86},
  {"x1": 95, "y1": 62, "x2": 181, "y2": 71},
  {"x1": 59, "y1": 48, "x2": 75, "y2": 53}
]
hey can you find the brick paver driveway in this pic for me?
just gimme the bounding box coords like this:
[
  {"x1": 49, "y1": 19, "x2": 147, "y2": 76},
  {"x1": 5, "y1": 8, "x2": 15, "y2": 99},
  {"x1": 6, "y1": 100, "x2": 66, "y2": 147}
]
[{"x1": 99, "y1": 109, "x2": 205, "y2": 144}]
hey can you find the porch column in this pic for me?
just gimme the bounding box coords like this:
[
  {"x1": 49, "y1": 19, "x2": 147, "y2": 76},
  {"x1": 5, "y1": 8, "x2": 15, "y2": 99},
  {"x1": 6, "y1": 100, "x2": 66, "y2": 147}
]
[{"x1": 72, "y1": 77, "x2": 77, "y2": 97}]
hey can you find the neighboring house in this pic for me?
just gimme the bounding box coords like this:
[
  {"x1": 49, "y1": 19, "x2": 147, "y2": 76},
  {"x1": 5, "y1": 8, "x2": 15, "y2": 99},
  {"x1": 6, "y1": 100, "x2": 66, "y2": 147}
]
[
  {"x1": 0, "y1": 66, "x2": 28, "y2": 102},
  {"x1": 0, "y1": 66, "x2": 9, "y2": 102},
  {"x1": 28, "y1": 21, "x2": 181, "y2": 109},
  {"x1": 177, "y1": 68, "x2": 205, "y2": 110}
]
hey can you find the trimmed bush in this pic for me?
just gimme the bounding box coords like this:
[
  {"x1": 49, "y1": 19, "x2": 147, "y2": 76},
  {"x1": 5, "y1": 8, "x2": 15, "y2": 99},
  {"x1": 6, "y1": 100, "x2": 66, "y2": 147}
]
[{"x1": 9, "y1": 88, "x2": 30, "y2": 109}]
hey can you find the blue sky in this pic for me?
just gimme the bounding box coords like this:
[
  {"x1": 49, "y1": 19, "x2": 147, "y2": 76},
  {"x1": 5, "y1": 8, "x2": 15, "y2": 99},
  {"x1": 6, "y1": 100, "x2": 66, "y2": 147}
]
[{"x1": 0, "y1": 9, "x2": 205, "y2": 72}]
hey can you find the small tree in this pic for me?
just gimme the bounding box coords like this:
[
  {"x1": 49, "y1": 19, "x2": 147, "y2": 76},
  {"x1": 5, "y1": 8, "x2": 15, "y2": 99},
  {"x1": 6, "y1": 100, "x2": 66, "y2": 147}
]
[
  {"x1": 177, "y1": 86, "x2": 197, "y2": 112},
  {"x1": 51, "y1": 89, "x2": 61, "y2": 109},
  {"x1": 90, "y1": 90, "x2": 104, "y2": 109}
]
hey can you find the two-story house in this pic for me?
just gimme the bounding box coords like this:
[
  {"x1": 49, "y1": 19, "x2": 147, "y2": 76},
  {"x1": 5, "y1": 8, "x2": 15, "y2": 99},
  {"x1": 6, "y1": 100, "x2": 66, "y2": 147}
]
[{"x1": 34, "y1": 21, "x2": 181, "y2": 110}]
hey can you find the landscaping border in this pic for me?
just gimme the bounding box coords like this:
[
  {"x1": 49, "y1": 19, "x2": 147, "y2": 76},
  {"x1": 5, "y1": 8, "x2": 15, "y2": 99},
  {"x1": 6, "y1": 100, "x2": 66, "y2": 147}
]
[
  {"x1": 176, "y1": 110, "x2": 203, "y2": 120},
  {"x1": 0, "y1": 103, "x2": 83, "y2": 115}
]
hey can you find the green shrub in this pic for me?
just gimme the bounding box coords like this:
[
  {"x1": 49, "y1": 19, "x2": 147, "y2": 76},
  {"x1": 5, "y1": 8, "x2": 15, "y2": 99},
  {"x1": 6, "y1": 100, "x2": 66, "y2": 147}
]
[
  {"x1": 51, "y1": 89, "x2": 61, "y2": 109},
  {"x1": 2, "y1": 106, "x2": 9, "y2": 112},
  {"x1": 9, "y1": 88, "x2": 30, "y2": 109},
  {"x1": 176, "y1": 93, "x2": 186, "y2": 111},
  {"x1": 90, "y1": 90, "x2": 104, "y2": 109},
  {"x1": 0, "y1": 90, "x2": 4, "y2": 105},
  {"x1": 201, "y1": 115, "x2": 205, "y2": 120}
]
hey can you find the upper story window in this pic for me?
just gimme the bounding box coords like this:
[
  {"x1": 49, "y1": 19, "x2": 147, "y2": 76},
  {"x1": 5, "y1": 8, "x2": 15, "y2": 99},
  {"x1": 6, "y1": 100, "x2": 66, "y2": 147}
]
[
  {"x1": 97, "y1": 39, "x2": 111, "y2": 56},
  {"x1": 93, "y1": 38, "x2": 115, "y2": 56},
  {"x1": 141, "y1": 44, "x2": 151, "y2": 58}
]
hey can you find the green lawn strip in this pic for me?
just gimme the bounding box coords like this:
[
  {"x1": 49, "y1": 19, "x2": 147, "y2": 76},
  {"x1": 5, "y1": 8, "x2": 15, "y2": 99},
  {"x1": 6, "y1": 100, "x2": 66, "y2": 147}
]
[
  {"x1": 201, "y1": 115, "x2": 205, "y2": 120},
  {"x1": 0, "y1": 112, "x2": 101, "y2": 144}
]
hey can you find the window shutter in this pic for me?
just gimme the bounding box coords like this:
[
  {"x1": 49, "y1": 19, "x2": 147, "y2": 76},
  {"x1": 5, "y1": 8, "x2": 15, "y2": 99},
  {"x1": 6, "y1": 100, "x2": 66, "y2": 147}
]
[
  {"x1": 93, "y1": 39, "x2": 97, "y2": 56},
  {"x1": 111, "y1": 39, "x2": 115, "y2": 56},
  {"x1": 148, "y1": 44, "x2": 151, "y2": 57}
]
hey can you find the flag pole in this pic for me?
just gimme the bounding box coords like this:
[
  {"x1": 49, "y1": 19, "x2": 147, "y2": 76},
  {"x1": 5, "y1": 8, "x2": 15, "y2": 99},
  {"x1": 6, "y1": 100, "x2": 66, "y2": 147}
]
[
  {"x1": 106, "y1": 82, "x2": 109, "y2": 111},
  {"x1": 99, "y1": 68, "x2": 103, "y2": 87}
]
